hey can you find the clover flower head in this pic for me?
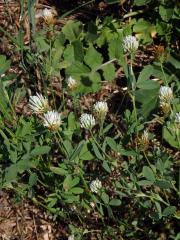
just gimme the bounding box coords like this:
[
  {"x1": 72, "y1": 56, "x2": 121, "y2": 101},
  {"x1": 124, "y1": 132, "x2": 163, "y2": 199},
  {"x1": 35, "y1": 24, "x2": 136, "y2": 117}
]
[
  {"x1": 43, "y1": 110, "x2": 61, "y2": 132},
  {"x1": 68, "y1": 235, "x2": 74, "y2": 240},
  {"x1": 142, "y1": 130, "x2": 149, "y2": 142},
  {"x1": 123, "y1": 35, "x2": 139, "y2": 53},
  {"x1": 29, "y1": 93, "x2": 49, "y2": 114},
  {"x1": 67, "y1": 76, "x2": 78, "y2": 90},
  {"x1": 42, "y1": 8, "x2": 55, "y2": 24},
  {"x1": 90, "y1": 178, "x2": 102, "y2": 193},
  {"x1": 94, "y1": 101, "x2": 108, "y2": 120},
  {"x1": 159, "y1": 86, "x2": 173, "y2": 102},
  {"x1": 175, "y1": 112, "x2": 180, "y2": 124},
  {"x1": 80, "y1": 113, "x2": 95, "y2": 130},
  {"x1": 160, "y1": 102, "x2": 171, "y2": 115}
]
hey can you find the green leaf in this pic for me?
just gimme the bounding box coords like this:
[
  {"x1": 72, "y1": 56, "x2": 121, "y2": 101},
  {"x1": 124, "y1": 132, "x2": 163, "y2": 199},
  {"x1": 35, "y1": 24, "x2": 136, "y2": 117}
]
[
  {"x1": 72, "y1": 40, "x2": 84, "y2": 62},
  {"x1": 133, "y1": 0, "x2": 151, "y2": 6},
  {"x1": 103, "y1": 123, "x2": 113, "y2": 134},
  {"x1": 84, "y1": 45, "x2": 103, "y2": 70},
  {"x1": 102, "y1": 161, "x2": 111, "y2": 173},
  {"x1": 68, "y1": 112, "x2": 78, "y2": 131},
  {"x1": 5, "y1": 164, "x2": 18, "y2": 183},
  {"x1": 63, "y1": 175, "x2": 73, "y2": 191},
  {"x1": 0, "y1": 55, "x2": 11, "y2": 75},
  {"x1": 155, "y1": 201, "x2": 162, "y2": 219},
  {"x1": 50, "y1": 167, "x2": 68, "y2": 176},
  {"x1": 133, "y1": 19, "x2": 155, "y2": 43},
  {"x1": 142, "y1": 166, "x2": 155, "y2": 182},
  {"x1": 102, "y1": 63, "x2": 116, "y2": 81},
  {"x1": 101, "y1": 192, "x2": 109, "y2": 204},
  {"x1": 163, "y1": 125, "x2": 180, "y2": 149},
  {"x1": 137, "y1": 180, "x2": 153, "y2": 186},
  {"x1": 63, "y1": 40, "x2": 83, "y2": 64},
  {"x1": 64, "y1": 194, "x2": 80, "y2": 203},
  {"x1": 0, "y1": 81, "x2": 13, "y2": 122},
  {"x1": 69, "y1": 141, "x2": 85, "y2": 162},
  {"x1": 106, "y1": 137, "x2": 118, "y2": 152},
  {"x1": 70, "y1": 187, "x2": 84, "y2": 194},
  {"x1": 137, "y1": 65, "x2": 160, "y2": 90},
  {"x1": 79, "y1": 142, "x2": 94, "y2": 161},
  {"x1": 162, "y1": 206, "x2": 176, "y2": 217},
  {"x1": 62, "y1": 20, "x2": 83, "y2": 42},
  {"x1": 66, "y1": 61, "x2": 90, "y2": 77},
  {"x1": 92, "y1": 142, "x2": 104, "y2": 160},
  {"x1": 29, "y1": 173, "x2": 38, "y2": 186},
  {"x1": 86, "y1": 22, "x2": 98, "y2": 42},
  {"x1": 135, "y1": 88, "x2": 159, "y2": 118},
  {"x1": 63, "y1": 175, "x2": 80, "y2": 192},
  {"x1": 159, "y1": 5, "x2": 174, "y2": 22},
  {"x1": 155, "y1": 180, "x2": 172, "y2": 189},
  {"x1": 35, "y1": 35, "x2": 50, "y2": 52},
  {"x1": 31, "y1": 146, "x2": 51, "y2": 156},
  {"x1": 109, "y1": 198, "x2": 121, "y2": 206},
  {"x1": 108, "y1": 38, "x2": 123, "y2": 60}
]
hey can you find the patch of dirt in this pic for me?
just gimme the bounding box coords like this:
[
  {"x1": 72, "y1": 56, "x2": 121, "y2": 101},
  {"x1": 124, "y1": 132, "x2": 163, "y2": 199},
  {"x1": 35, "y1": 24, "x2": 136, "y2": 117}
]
[{"x1": 0, "y1": 191, "x2": 66, "y2": 240}]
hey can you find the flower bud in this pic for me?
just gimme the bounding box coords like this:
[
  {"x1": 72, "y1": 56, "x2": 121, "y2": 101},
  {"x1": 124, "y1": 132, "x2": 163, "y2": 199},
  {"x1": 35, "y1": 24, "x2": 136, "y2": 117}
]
[
  {"x1": 67, "y1": 76, "x2": 78, "y2": 90},
  {"x1": 93, "y1": 101, "x2": 108, "y2": 120}
]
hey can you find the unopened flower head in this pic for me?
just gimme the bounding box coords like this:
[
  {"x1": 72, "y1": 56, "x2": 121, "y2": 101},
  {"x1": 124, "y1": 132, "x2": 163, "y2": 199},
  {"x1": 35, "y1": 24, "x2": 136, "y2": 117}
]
[
  {"x1": 67, "y1": 76, "x2": 78, "y2": 90},
  {"x1": 160, "y1": 102, "x2": 171, "y2": 115},
  {"x1": 43, "y1": 110, "x2": 61, "y2": 131},
  {"x1": 90, "y1": 178, "x2": 102, "y2": 193},
  {"x1": 80, "y1": 113, "x2": 95, "y2": 130},
  {"x1": 141, "y1": 130, "x2": 149, "y2": 143},
  {"x1": 94, "y1": 101, "x2": 108, "y2": 120},
  {"x1": 123, "y1": 35, "x2": 139, "y2": 54},
  {"x1": 159, "y1": 86, "x2": 173, "y2": 102},
  {"x1": 29, "y1": 93, "x2": 49, "y2": 114},
  {"x1": 42, "y1": 8, "x2": 55, "y2": 24}
]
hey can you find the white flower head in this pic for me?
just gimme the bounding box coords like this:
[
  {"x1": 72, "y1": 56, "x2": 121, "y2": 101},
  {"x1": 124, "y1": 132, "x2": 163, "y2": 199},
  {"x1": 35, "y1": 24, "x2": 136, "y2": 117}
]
[
  {"x1": 42, "y1": 8, "x2": 54, "y2": 24},
  {"x1": 142, "y1": 130, "x2": 149, "y2": 142},
  {"x1": 94, "y1": 101, "x2": 108, "y2": 120},
  {"x1": 123, "y1": 35, "x2": 139, "y2": 54},
  {"x1": 90, "y1": 178, "x2": 102, "y2": 193},
  {"x1": 43, "y1": 110, "x2": 61, "y2": 132},
  {"x1": 29, "y1": 93, "x2": 49, "y2": 114},
  {"x1": 159, "y1": 86, "x2": 173, "y2": 102},
  {"x1": 67, "y1": 76, "x2": 78, "y2": 90},
  {"x1": 68, "y1": 235, "x2": 74, "y2": 240},
  {"x1": 175, "y1": 112, "x2": 180, "y2": 124},
  {"x1": 80, "y1": 113, "x2": 95, "y2": 130}
]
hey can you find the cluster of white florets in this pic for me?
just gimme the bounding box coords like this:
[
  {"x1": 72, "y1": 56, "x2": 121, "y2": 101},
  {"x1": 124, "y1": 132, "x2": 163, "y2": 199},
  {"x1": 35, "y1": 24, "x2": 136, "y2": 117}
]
[
  {"x1": 79, "y1": 101, "x2": 108, "y2": 131},
  {"x1": 29, "y1": 93, "x2": 61, "y2": 132},
  {"x1": 123, "y1": 35, "x2": 139, "y2": 54}
]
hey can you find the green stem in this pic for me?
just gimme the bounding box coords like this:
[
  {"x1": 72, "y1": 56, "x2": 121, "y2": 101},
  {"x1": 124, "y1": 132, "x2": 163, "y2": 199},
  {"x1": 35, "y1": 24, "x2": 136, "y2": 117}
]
[
  {"x1": 143, "y1": 151, "x2": 156, "y2": 175},
  {"x1": 129, "y1": 92, "x2": 138, "y2": 139},
  {"x1": 160, "y1": 62, "x2": 167, "y2": 85},
  {"x1": 95, "y1": 58, "x2": 117, "y2": 71},
  {"x1": 99, "y1": 118, "x2": 105, "y2": 137},
  {"x1": 90, "y1": 130, "x2": 112, "y2": 161}
]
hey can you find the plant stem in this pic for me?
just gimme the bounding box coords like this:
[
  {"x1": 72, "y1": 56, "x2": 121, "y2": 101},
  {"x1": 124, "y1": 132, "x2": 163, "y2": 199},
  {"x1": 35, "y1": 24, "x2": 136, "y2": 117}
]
[{"x1": 160, "y1": 62, "x2": 168, "y2": 85}]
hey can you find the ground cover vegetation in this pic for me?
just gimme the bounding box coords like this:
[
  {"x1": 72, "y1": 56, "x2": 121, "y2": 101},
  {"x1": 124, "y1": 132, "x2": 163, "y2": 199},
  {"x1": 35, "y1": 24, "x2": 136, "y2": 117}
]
[{"x1": 0, "y1": 0, "x2": 180, "y2": 239}]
